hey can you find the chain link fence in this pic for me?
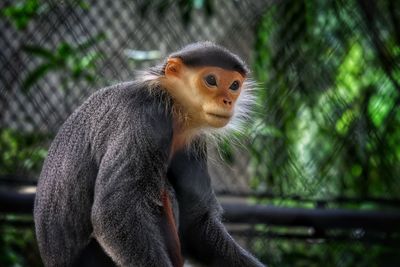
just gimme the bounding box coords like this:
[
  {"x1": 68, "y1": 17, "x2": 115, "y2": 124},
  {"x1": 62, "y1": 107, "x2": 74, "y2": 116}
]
[{"x1": 1, "y1": 0, "x2": 399, "y2": 266}]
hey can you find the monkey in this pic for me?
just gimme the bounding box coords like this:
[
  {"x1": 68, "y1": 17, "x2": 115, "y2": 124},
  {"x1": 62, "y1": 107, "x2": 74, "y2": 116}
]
[{"x1": 34, "y1": 41, "x2": 264, "y2": 267}]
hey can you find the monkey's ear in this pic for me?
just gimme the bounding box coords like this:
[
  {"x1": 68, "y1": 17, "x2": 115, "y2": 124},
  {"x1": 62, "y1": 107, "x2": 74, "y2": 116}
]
[{"x1": 165, "y1": 57, "x2": 183, "y2": 78}]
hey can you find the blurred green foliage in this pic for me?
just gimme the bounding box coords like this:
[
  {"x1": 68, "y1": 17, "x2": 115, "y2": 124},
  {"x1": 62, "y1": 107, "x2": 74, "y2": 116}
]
[
  {"x1": 250, "y1": 0, "x2": 400, "y2": 199},
  {"x1": 1, "y1": 0, "x2": 42, "y2": 30},
  {"x1": 1, "y1": 0, "x2": 399, "y2": 266},
  {"x1": 1, "y1": 0, "x2": 89, "y2": 30},
  {"x1": 249, "y1": 0, "x2": 400, "y2": 266},
  {"x1": 0, "y1": 216, "x2": 42, "y2": 267},
  {"x1": 0, "y1": 129, "x2": 48, "y2": 176},
  {"x1": 22, "y1": 33, "x2": 105, "y2": 92},
  {"x1": 251, "y1": 237, "x2": 399, "y2": 267},
  {"x1": 0, "y1": 128, "x2": 47, "y2": 267},
  {"x1": 2, "y1": 0, "x2": 102, "y2": 93}
]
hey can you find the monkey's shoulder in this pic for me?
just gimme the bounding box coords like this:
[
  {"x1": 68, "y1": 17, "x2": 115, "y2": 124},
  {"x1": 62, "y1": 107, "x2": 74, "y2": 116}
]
[
  {"x1": 71, "y1": 80, "x2": 171, "y2": 139},
  {"x1": 83, "y1": 81, "x2": 147, "y2": 111},
  {"x1": 64, "y1": 81, "x2": 168, "y2": 126}
]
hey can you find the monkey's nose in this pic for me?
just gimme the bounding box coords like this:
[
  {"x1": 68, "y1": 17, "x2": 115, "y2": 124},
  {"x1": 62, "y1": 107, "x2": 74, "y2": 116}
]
[{"x1": 223, "y1": 98, "x2": 232, "y2": 106}]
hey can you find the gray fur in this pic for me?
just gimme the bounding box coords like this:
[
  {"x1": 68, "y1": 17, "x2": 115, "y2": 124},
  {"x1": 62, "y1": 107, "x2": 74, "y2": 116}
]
[
  {"x1": 168, "y1": 146, "x2": 264, "y2": 267},
  {"x1": 34, "y1": 43, "x2": 264, "y2": 267},
  {"x1": 35, "y1": 81, "x2": 175, "y2": 266}
]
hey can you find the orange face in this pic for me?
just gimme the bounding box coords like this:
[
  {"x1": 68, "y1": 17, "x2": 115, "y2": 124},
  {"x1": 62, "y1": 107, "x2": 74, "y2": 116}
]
[{"x1": 162, "y1": 57, "x2": 245, "y2": 128}]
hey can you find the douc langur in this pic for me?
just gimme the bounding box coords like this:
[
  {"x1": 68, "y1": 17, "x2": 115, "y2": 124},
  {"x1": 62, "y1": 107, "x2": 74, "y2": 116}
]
[{"x1": 34, "y1": 42, "x2": 264, "y2": 267}]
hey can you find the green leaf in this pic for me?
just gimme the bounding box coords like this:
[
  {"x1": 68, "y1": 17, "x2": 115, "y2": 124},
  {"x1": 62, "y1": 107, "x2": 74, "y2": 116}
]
[
  {"x1": 351, "y1": 165, "x2": 362, "y2": 177},
  {"x1": 83, "y1": 73, "x2": 95, "y2": 83},
  {"x1": 78, "y1": 52, "x2": 100, "y2": 69},
  {"x1": 57, "y1": 42, "x2": 74, "y2": 58},
  {"x1": 22, "y1": 45, "x2": 55, "y2": 60},
  {"x1": 22, "y1": 63, "x2": 56, "y2": 92},
  {"x1": 2, "y1": 0, "x2": 40, "y2": 30},
  {"x1": 78, "y1": 1, "x2": 90, "y2": 10}
]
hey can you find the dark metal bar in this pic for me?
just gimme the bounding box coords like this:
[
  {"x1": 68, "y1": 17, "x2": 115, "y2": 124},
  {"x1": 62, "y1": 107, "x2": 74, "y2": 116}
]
[
  {"x1": 222, "y1": 203, "x2": 400, "y2": 231},
  {"x1": 1, "y1": 190, "x2": 400, "y2": 233},
  {"x1": 2, "y1": 177, "x2": 400, "y2": 207},
  {"x1": 216, "y1": 190, "x2": 400, "y2": 207},
  {"x1": 0, "y1": 175, "x2": 38, "y2": 186},
  {"x1": 0, "y1": 190, "x2": 35, "y2": 214}
]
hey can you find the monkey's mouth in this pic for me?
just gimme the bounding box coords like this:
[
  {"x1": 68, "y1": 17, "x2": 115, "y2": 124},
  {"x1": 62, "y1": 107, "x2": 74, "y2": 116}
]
[{"x1": 206, "y1": 113, "x2": 232, "y2": 120}]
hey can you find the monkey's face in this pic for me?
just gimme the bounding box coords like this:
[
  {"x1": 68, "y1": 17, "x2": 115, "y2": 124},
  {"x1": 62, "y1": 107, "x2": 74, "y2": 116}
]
[
  {"x1": 193, "y1": 66, "x2": 244, "y2": 128},
  {"x1": 163, "y1": 58, "x2": 245, "y2": 129}
]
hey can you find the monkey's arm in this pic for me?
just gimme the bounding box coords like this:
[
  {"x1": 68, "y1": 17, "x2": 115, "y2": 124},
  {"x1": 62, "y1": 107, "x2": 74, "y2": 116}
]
[
  {"x1": 168, "y1": 145, "x2": 265, "y2": 267},
  {"x1": 91, "y1": 104, "x2": 174, "y2": 267}
]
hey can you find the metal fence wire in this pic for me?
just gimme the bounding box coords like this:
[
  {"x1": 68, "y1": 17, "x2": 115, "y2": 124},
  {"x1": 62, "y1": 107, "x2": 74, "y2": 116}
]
[{"x1": 1, "y1": 0, "x2": 400, "y2": 267}]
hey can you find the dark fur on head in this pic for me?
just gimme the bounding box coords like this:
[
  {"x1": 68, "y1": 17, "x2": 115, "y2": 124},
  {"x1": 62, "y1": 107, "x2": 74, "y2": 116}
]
[{"x1": 168, "y1": 41, "x2": 249, "y2": 76}]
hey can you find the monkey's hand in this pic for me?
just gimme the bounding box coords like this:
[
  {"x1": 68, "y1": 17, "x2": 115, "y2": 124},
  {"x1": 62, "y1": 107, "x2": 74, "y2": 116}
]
[{"x1": 168, "y1": 144, "x2": 265, "y2": 267}]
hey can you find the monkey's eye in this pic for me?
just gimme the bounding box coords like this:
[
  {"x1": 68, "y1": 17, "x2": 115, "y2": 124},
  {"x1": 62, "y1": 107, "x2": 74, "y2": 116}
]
[
  {"x1": 230, "y1": 81, "x2": 240, "y2": 91},
  {"x1": 204, "y1": 75, "x2": 217, "y2": 87}
]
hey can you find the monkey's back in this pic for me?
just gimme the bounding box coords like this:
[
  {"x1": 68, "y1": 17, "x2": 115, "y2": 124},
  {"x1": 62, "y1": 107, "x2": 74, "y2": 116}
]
[{"x1": 34, "y1": 82, "x2": 144, "y2": 266}]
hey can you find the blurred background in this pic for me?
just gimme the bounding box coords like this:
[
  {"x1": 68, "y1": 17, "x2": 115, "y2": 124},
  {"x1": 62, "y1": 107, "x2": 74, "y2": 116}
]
[{"x1": 1, "y1": 0, "x2": 400, "y2": 266}]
